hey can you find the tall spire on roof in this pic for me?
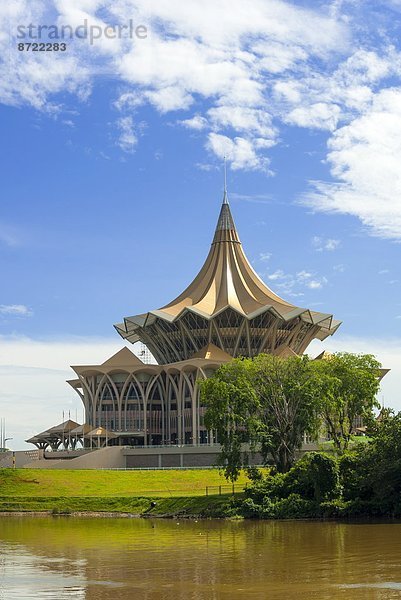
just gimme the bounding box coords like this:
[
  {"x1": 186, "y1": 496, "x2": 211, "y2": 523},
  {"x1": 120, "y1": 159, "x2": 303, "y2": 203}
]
[
  {"x1": 213, "y1": 159, "x2": 239, "y2": 244},
  {"x1": 223, "y1": 156, "x2": 228, "y2": 204}
]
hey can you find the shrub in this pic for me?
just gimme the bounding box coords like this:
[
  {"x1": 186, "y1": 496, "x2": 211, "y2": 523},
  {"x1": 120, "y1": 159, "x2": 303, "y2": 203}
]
[
  {"x1": 273, "y1": 494, "x2": 317, "y2": 519},
  {"x1": 319, "y1": 499, "x2": 348, "y2": 518},
  {"x1": 284, "y1": 452, "x2": 340, "y2": 502}
]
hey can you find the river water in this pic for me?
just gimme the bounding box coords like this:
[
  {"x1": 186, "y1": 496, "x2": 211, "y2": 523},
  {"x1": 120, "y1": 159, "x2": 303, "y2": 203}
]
[{"x1": 1, "y1": 517, "x2": 401, "y2": 599}]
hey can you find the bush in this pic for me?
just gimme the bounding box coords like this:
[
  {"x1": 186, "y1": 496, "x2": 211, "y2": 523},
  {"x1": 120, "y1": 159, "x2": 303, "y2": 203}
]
[
  {"x1": 240, "y1": 498, "x2": 263, "y2": 518},
  {"x1": 319, "y1": 499, "x2": 348, "y2": 518},
  {"x1": 284, "y1": 452, "x2": 340, "y2": 502},
  {"x1": 273, "y1": 494, "x2": 317, "y2": 519}
]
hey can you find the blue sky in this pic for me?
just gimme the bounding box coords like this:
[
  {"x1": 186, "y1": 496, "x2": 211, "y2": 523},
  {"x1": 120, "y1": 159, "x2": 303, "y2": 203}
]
[{"x1": 1, "y1": 0, "x2": 401, "y2": 448}]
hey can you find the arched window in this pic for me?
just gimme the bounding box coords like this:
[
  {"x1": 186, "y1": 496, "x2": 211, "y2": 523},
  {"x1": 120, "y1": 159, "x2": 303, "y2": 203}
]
[{"x1": 122, "y1": 381, "x2": 143, "y2": 432}]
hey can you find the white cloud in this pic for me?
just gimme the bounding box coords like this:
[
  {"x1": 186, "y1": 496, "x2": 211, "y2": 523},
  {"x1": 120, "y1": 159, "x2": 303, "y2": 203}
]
[
  {"x1": 113, "y1": 91, "x2": 143, "y2": 111},
  {"x1": 265, "y1": 267, "x2": 328, "y2": 296},
  {"x1": 307, "y1": 280, "x2": 323, "y2": 289},
  {"x1": 267, "y1": 269, "x2": 287, "y2": 281},
  {"x1": 0, "y1": 304, "x2": 33, "y2": 317},
  {"x1": 259, "y1": 252, "x2": 272, "y2": 262},
  {"x1": 4, "y1": 0, "x2": 401, "y2": 233},
  {"x1": 286, "y1": 102, "x2": 341, "y2": 131},
  {"x1": 208, "y1": 106, "x2": 276, "y2": 140},
  {"x1": 116, "y1": 115, "x2": 137, "y2": 152},
  {"x1": 180, "y1": 115, "x2": 208, "y2": 130},
  {"x1": 1, "y1": 0, "x2": 350, "y2": 169},
  {"x1": 207, "y1": 133, "x2": 272, "y2": 170},
  {"x1": 297, "y1": 270, "x2": 313, "y2": 282},
  {"x1": 302, "y1": 88, "x2": 401, "y2": 240},
  {"x1": 312, "y1": 236, "x2": 341, "y2": 251}
]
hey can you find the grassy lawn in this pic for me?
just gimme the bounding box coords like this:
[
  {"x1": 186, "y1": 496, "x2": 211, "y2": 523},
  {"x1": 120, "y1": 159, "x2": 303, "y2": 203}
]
[
  {"x1": 0, "y1": 494, "x2": 240, "y2": 517},
  {"x1": 0, "y1": 468, "x2": 250, "y2": 515},
  {"x1": 0, "y1": 468, "x2": 249, "y2": 499}
]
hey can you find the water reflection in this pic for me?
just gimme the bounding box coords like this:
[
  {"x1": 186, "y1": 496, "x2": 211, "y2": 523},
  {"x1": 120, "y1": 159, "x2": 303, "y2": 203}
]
[{"x1": 0, "y1": 517, "x2": 401, "y2": 599}]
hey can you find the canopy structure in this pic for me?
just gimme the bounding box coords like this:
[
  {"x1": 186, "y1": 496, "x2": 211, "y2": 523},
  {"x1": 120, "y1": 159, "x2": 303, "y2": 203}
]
[
  {"x1": 26, "y1": 420, "x2": 118, "y2": 451},
  {"x1": 115, "y1": 194, "x2": 341, "y2": 364},
  {"x1": 26, "y1": 420, "x2": 80, "y2": 450}
]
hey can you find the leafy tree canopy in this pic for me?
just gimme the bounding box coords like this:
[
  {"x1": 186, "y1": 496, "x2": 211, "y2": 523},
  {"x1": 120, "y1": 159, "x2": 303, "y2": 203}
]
[
  {"x1": 201, "y1": 352, "x2": 382, "y2": 479},
  {"x1": 201, "y1": 354, "x2": 321, "y2": 478},
  {"x1": 311, "y1": 352, "x2": 382, "y2": 453}
]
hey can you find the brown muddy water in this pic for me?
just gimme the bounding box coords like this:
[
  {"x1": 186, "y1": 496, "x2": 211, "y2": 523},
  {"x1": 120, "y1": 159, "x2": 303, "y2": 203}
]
[{"x1": 1, "y1": 517, "x2": 401, "y2": 599}]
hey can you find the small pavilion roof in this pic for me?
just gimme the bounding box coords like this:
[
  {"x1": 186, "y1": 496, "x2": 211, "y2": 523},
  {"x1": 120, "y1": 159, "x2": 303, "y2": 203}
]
[
  {"x1": 86, "y1": 426, "x2": 117, "y2": 439},
  {"x1": 46, "y1": 420, "x2": 80, "y2": 434},
  {"x1": 69, "y1": 424, "x2": 93, "y2": 436}
]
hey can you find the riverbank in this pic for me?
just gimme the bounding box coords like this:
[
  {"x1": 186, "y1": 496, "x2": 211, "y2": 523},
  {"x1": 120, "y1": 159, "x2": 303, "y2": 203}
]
[
  {"x1": 0, "y1": 468, "x2": 245, "y2": 518},
  {"x1": 0, "y1": 494, "x2": 236, "y2": 518}
]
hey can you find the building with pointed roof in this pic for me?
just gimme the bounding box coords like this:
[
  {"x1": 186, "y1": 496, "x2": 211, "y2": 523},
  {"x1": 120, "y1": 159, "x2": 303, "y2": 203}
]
[
  {"x1": 115, "y1": 195, "x2": 340, "y2": 364},
  {"x1": 28, "y1": 188, "x2": 341, "y2": 452},
  {"x1": 67, "y1": 192, "x2": 340, "y2": 448}
]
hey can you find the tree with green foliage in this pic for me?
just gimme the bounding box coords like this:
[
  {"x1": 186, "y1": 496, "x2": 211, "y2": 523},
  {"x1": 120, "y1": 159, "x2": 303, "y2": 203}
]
[
  {"x1": 340, "y1": 411, "x2": 401, "y2": 516},
  {"x1": 201, "y1": 354, "x2": 322, "y2": 477},
  {"x1": 200, "y1": 358, "x2": 264, "y2": 481},
  {"x1": 251, "y1": 354, "x2": 322, "y2": 473},
  {"x1": 311, "y1": 352, "x2": 382, "y2": 453}
]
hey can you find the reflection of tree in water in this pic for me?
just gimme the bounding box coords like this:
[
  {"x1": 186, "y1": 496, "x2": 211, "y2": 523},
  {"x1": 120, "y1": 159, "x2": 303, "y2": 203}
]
[{"x1": 1, "y1": 517, "x2": 401, "y2": 599}]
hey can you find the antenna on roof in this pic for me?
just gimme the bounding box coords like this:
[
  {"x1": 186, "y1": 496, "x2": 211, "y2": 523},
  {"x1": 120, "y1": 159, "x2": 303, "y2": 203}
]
[{"x1": 223, "y1": 156, "x2": 228, "y2": 204}]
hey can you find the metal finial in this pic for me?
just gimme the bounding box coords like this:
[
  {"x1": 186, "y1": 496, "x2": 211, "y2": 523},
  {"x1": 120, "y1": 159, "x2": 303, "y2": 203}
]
[{"x1": 223, "y1": 156, "x2": 228, "y2": 204}]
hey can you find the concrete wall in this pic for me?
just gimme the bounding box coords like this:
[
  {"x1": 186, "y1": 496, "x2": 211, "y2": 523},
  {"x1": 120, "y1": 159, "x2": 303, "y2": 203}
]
[
  {"x1": 16, "y1": 442, "x2": 321, "y2": 470},
  {"x1": 24, "y1": 447, "x2": 126, "y2": 470},
  {"x1": 123, "y1": 446, "x2": 262, "y2": 469},
  {"x1": 0, "y1": 450, "x2": 43, "y2": 468}
]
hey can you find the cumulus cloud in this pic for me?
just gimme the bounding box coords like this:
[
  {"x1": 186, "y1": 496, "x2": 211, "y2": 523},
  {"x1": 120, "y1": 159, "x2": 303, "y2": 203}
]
[
  {"x1": 286, "y1": 102, "x2": 341, "y2": 131},
  {"x1": 303, "y1": 88, "x2": 401, "y2": 240},
  {"x1": 207, "y1": 133, "x2": 273, "y2": 171},
  {"x1": 1, "y1": 0, "x2": 350, "y2": 170},
  {"x1": 3, "y1": 0, "x2": 401, "y2": 233},
  {"x1": 180, "y1": 115, "x2": 208, "y2": 130}
]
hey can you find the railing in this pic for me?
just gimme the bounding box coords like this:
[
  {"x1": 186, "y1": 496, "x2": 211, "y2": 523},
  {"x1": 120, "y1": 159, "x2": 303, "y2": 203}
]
[
  {"x1": 96, "y1": 466, "x2": 222, "y2": 471},
  {"x1": 124, "y1": 443, "x2": 217, "y2": 449},
  {"x1": 205, "y1": 484, "x2": 246, "y2": 496}
]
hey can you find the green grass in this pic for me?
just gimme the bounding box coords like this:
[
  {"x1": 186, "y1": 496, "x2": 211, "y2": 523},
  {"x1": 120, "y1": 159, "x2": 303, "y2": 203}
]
[
  {"x1": 0, "y1": 493, "x2": 239, "y2": 517},
  {"x1": 0, "y1": 468, "x2": 250, "y2": 515},
  {"x1": 0, "y1": 495, "x2": 151, "y2": 514}
]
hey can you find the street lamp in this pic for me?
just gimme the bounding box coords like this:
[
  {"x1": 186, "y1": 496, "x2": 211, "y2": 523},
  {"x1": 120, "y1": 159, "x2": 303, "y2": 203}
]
[{"x1": 4, "y1": 437, "x2": 12, "y2": 447}]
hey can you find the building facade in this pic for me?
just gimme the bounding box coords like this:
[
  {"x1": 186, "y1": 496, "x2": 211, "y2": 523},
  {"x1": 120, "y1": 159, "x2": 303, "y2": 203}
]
[{"x1": 67, "y1": 344, "x2": 232, "y2": 447}]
